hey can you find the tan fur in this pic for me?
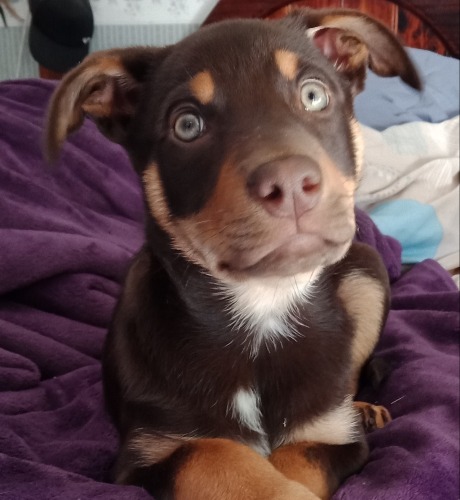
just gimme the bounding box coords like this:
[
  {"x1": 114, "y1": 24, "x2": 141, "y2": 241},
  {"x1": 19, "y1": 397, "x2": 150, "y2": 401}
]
[
  {"x1": 269, "y1": 443, "x2": 333, "y2": 500},
  {"x1": 143, "y1": 163, "x2": 172, "y2": 231},
  {"x1": 144, "y1": 159, "x2": 267, "y2": 275},
  {"x1": 188, "y1": 160, "x2": 264, "y2": 268},
  {"x1": 274, "y1": 50, "x2": 299, "y2": 81},
  {"x1": 337, "y1": 273, "x2": 386, "y2": 394},
  {"x1": 349, "y1": 118, "x2": 364, "y2": 177},
  {"x1": 189, "y1": 70, "x2": 216, "y2": 105},
  {"x1": 143, "y1": 162, "x2": 228, "y2": 270},
  {"x1": 174, "y1": 438, "x2": 319, "y2": 500},
  {"x1": 354, "y1": 401, "x2": 392, "y2": 430}
]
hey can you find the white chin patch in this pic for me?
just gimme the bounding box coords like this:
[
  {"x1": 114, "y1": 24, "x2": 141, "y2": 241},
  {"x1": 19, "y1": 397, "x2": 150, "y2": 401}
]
[{"x1": 217, "y1": 270, "x2": 322, "y2": 358}]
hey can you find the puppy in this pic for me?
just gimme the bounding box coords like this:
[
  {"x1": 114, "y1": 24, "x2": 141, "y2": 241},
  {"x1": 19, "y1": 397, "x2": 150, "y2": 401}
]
[{"x1": 46, "y1": 8, "x2": 420, "y2": 499}]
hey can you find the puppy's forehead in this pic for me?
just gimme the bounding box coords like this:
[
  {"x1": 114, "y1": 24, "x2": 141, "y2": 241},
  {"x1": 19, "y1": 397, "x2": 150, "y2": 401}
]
[
  {"x1": 164, "y1": 19, "x2": 318, "y2": 93},
  {"x1": 187, "y1": 49, "x2": 298, "y2": 105}
]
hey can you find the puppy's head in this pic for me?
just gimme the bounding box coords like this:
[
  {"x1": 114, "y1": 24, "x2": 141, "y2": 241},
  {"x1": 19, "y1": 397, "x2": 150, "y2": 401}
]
[{"x1": 47, "y1": 9, "x2": 420, "y2": 283}]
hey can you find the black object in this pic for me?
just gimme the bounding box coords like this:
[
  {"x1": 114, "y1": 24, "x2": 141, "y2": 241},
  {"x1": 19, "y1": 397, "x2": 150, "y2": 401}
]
[
  {"x1": 28, "y1": 0, "x2": 94, "y2": 73},
  {"x1": 0, "y1": 6, "x2": 6, "y2": 27}
]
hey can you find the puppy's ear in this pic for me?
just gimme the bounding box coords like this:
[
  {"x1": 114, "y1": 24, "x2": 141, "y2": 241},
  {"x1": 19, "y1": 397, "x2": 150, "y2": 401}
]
[
  {"x1": 290, "y1": 8, "x2": 421, "y2": 94},
  {"x1": 46, "y1": 47, "x2": 168, "y2": 162}
]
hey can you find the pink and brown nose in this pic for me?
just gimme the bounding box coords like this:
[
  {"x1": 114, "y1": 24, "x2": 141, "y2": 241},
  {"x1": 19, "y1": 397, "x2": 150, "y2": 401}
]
[{"x1": 247, "y1": 155, "x2": 322, "y2": 219}]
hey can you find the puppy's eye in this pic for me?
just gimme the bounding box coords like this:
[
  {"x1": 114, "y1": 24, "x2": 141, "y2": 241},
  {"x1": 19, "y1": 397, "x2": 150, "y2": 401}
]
[
  {"x1": 173, "y1": 112, "x2": 204, "y2": 142},
  {"x1": 300, "y1": 80, "x2": 329, "y2": 112}
]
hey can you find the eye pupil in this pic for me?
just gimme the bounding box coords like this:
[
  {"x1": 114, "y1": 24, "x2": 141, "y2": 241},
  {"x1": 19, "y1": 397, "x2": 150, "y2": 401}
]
[
  {"x1": 300, "y1": 80, "x2": 329, "y2": 112},
  {"x1": 183, "y1": 119, "x2": 193, "y2": 130},
  {"x1": 174, "y1": 112, "x2": 204, "y2": 141}
]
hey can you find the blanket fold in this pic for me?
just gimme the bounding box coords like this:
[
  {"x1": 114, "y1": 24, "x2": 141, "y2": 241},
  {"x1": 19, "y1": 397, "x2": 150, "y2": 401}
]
[{"x1": 0, "y1": 80, "x2": 458, "y2": 500}]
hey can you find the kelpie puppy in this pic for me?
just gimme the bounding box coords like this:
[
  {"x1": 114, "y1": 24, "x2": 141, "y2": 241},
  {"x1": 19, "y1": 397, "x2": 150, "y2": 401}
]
[{"x1": 46, "y1": 8, "x2": 420, "y2": 500}]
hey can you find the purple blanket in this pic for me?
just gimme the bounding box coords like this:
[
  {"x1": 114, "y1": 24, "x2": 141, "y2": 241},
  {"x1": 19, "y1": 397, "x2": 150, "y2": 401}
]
[{"x1": 0, "y1": 79, "x2": 458, "y2": 500}]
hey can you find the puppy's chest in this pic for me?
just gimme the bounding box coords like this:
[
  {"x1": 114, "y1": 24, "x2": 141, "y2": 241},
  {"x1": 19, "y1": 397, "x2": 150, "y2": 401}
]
[
  {"x1": 193, "y1": 288, "x2": 351, "y2": 451},
  {"x1": 214, "y1": 342, "x2": 351, "y2": 455},
  {"x1": 165, "y1": 278, "x2": 352, "y2": 452}
]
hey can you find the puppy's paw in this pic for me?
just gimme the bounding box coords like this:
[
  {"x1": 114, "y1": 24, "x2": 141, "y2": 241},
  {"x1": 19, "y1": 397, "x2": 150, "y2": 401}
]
[{"x1": 354, "y1": 401, "x2": 392, "y2": 432}]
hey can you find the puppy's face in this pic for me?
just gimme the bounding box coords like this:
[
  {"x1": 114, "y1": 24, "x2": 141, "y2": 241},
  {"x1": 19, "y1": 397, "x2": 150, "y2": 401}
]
[
  {"x1": 47, "y1": 10, "x2": 420, "y2": 283},
  {"x1": 139, "y1": 21, "x2": 360, "y2": 282}
]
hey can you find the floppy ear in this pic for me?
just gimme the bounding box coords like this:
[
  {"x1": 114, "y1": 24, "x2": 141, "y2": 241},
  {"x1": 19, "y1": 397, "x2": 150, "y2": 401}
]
[
  {"x1": 46, "y1": 47, "x2": 168, "y2": 162},
  {"x1": 290, "y1": 8, "x2": 421, "y2": 94}
]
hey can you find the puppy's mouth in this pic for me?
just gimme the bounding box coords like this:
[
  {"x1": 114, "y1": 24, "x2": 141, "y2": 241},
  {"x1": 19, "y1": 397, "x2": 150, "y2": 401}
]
[{"x1": 217, "y1": 232, "x2": 352, "y2": 279}]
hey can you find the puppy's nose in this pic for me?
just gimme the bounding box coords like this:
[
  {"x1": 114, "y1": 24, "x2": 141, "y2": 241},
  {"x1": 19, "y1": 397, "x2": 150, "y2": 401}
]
[{"x1": 247, "y1": 156, "x2": 322, "y2": 219}]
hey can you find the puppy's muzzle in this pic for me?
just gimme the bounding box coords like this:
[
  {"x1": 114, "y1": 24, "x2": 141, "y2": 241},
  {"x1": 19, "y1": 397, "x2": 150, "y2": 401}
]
[{"x1": 247, "y1": 155, "x2": 322, "y2": 219}]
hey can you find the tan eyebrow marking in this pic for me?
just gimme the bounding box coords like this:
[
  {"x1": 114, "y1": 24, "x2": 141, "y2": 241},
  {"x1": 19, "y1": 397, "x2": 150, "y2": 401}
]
[
  {"x1": 274, "y1": 49, "x2": 299, "y2": 81},
  {"x1": 189, "y1": 70, "x2": 215, "y2": 105}
]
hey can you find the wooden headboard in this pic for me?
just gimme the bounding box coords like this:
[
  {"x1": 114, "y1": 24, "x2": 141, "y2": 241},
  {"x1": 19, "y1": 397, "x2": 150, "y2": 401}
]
[{"x1": 204, "y1": 0, "x2": 459, "y2": 58}]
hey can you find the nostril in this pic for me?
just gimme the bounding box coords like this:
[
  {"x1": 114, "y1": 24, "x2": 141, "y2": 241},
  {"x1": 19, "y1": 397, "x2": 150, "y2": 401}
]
[
  {"x1": 263, "y1": 184, "x2": 283, "y2": 202},
  {"x1": 302, "y1": 177, "x2": 320, "y2": 194}
]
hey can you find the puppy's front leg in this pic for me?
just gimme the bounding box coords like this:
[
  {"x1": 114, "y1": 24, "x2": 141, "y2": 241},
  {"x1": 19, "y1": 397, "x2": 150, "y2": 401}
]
[
  {"x1": 174, "y1": 438, "x2": 319, "y2": 500},
  {"x1": 122, "y1": 437, "x2": 318, "y2": 499},
  {"x1": 269, "y1": 438, "x2": 368, "y2": 500}
]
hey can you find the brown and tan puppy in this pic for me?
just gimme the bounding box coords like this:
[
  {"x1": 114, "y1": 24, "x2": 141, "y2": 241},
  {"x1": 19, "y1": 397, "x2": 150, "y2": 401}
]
[{"x1": 46, "y1": 8, "x2": 419, "y2": 499}]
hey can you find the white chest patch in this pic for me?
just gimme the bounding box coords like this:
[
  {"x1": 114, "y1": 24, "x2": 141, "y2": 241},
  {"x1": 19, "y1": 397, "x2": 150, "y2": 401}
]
[
  {"x1": 230, "y1": 387, "x2": 263, "y2": 434},
  {"x1": 229, "y1": 387, "x2": 270, "y2": 456},
  {"x1": 218, "y1": 271, "x2": 321, "y2": 357}
]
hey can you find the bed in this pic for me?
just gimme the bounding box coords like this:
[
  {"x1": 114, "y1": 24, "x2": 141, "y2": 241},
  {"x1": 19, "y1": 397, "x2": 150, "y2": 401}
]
[{"x1": 0, "y1": 1, "x2": 458, "y2": 499}]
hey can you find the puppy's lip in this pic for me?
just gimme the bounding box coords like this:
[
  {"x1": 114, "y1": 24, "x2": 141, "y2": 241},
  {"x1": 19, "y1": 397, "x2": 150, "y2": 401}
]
[{"x1": 218, "y1": 233, "x2": 328, "y2": 276}]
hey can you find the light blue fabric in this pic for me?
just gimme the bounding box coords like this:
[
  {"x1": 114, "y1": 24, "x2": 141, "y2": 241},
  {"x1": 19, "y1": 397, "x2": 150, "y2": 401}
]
[
  {"x1": 369, "y1": 199, "x2": 444, "y2": 263},
  {"x1": 355, "y1": 48, "x2": 460, "y2": 130}
]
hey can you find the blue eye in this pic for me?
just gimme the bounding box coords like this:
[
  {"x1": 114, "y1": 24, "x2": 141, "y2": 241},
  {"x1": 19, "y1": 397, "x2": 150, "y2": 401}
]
[
  {"x1": 174, "y1": 112, "x2": 204, "y2": 141},
  {"x1": 300, "y1": 80, "x2": 329, "y2": 111}
]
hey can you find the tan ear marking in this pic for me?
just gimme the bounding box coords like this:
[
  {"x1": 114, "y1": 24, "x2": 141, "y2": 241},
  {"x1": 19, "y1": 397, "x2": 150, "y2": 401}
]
[
  {"x1": 189, "y1": 70, "x2": 215, "y2": 105},
  {"x1": 274, "y1": 49, "x2": 299, "y2": 81}
]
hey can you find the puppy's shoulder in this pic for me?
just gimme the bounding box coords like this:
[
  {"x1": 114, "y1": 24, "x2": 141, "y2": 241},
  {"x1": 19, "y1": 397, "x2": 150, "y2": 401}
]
[
  {"x1": 321, "y1": 242, "x2": 390, "y2": 321},
  {"x1": 116, "y1": 245, "x2": 167, "y2": 318},
  {"x1": 328, "y1": 242, "x2": 389, "y2": 285}
]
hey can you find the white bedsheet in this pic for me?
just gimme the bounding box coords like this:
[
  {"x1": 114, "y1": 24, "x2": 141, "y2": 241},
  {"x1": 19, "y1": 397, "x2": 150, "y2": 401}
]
[{"x1": 357, "y1": 116, "x2": 459, "y2": 275}]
